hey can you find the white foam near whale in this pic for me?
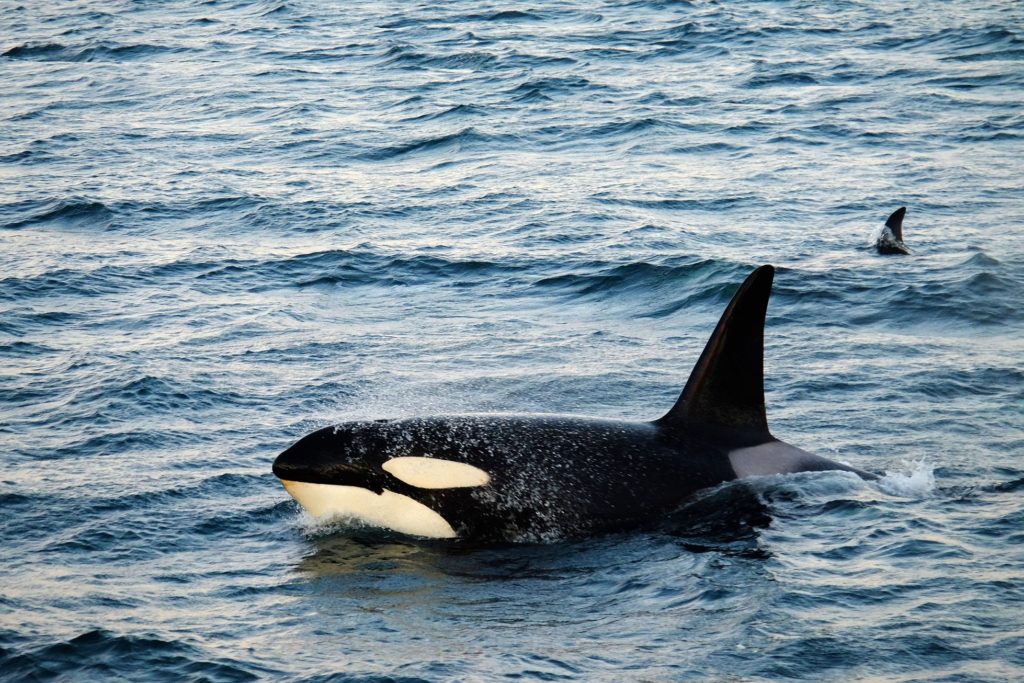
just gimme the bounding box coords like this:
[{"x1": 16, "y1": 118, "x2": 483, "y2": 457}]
[{"x1": 878, "y1": 460, "x2": 935, "y2": 497}]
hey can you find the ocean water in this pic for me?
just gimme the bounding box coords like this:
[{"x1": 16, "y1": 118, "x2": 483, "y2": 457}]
[{"x1": 2, "y1": 0, "x2": 1023, "y2": 680}]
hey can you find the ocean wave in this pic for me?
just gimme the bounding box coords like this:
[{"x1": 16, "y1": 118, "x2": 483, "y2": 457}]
[
  {"x1": 79, "y1": 473, "x2": 269, "y2": 517},
  {"x1": 357, "y1": 126, "x2": 503, "y2": 160},
  {"x1": 0, "y1": 340, "x2": 58, "y2": 357},
  {"x1": 921, "y1": 72, "x2": 1020, "y2": 90},
  {"x1": 459, "y1": 9, "x2": 543, "y2": 22},
  {"x1": 0, "y1": 492, "x2": 34, "y2": 510},
  {"x1": 528, "y1": 116, "x2": 683, "y2": 146},
  {"x1": 989, "y1": 477, "x2": 1024, "y2": 494},
  {"x1": 189, "y1": 500, "x2": 295, "y2": 538},
  {"x1": 0, "y1": 149, "x2": 45, "y2": 163},
  {"x1": 73, "y1": 375, "x2": 257, "y2": 415},
  {"x1": 873, "y1": 25, "x2": 1022, "y2": 54},
  {"x1": 401, "y1": 103, "x2": 487, "y2": 124},
  {"x1": 3, "y1": 474, "x2": 274, "y2": 554},
  {"x1": 7, "y1": 478, "x2": 281, "y2": 563},
  {"x1": 197, "y1": 248, "x2": 523, "y2": 292},
  {"x1": 883, "y1": 271, "x2": 1023, "y2": 326},
  {"x1": 379, "y1": 45, "x2": 501, "y2": 71},
  {"x1": 2, "y1": 41, "x2": 187, "y2": 62},
  {"x1": 5, "y1": 373, "x2": 272, "y2": 447},
  {"x1": 509, "y1": 74, "x2": 602, "y2": 95},
  {"x1": 0, "y1": 630, "x2": 264, "y2": 681},
  {"x1": 907, "y1": 367, "x2": 1023, "y2": 400},
  {"x1": 744, "y1": 70, "x2": 820, "y2": 89},
  {"x1": 4, "y1": 199, "x2": 113, "y2": 231},
  {"x1": 789, "y1": 257, "x2": 1024, "y2": 328},
  {"x1": 533, "y1": 258, "x2": 755, "y2": 318},
  {"x1": 40, "y1": 429, "x2": 199, "y2": 462},
  {"x1": 0, "y1": 264, "x2": 126, "y2": 300},
  {"x1": 945, "y1": 47, "x2": 1024, "y2": 63},
  {"x1": 591, "y1": 193, "x2": 759, "y2": 211},
  {"x1": 0, "y1": 246, "x2": 526, "y2": 301}
]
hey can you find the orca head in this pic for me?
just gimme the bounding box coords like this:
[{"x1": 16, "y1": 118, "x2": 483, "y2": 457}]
[
  {"x1": 273, "y1": 423, "x2": 388, "y2": 491},
  {"x1": 273, "y1": 421, "x2": 492, "y2": 538}
]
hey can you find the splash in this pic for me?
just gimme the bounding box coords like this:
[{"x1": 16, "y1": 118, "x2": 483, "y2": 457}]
[
  {"x1": 296, "y1": 509, "x2": 369, "y2": 538},
  {"x1": 878, "y1": 460, "x2": 936, "y2": 497},
  {"x1": 868, "y1": 223, "x2": 886, "y2": 247}
]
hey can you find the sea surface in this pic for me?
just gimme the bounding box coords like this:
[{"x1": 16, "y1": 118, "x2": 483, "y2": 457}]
[{"x1": 2, "y1": 1, "x2": 1023, "y2": 680}]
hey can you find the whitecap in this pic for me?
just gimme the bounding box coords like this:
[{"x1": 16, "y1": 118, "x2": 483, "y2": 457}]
[{"x1": 878, "y1": 459, "x2": 936, "y2": 498}]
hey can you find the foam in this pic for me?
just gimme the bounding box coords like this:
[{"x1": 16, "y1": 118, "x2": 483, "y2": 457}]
[{"x1": 878, "y1": 460, "x2": 936, "y2": 498}]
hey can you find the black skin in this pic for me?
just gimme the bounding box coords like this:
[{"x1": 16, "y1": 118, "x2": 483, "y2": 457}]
[
  {"x1": 273, "y1": 266, "x2": 878, "y2": 541},
  {"x1": 876, "y1": 237, "x2": 910, "y2": 255},
  {"x1": 272, "y1": 414, "x2": 760, "y2": 542}
]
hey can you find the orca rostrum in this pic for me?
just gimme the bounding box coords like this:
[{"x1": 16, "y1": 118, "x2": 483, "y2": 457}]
[{"x1": 273, "y1": 265, "x2": 876, "y2": 541}]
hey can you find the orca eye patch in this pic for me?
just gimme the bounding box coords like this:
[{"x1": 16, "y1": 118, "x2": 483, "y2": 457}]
[{"x1": 382, "y1": 457, "x2": 491, "y2": 489}]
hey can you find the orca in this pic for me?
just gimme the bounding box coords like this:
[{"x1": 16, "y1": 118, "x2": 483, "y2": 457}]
[
  {"x1": 273, "y1": 265, "x2": 876, "y2": 542},
  {"x1": 876, "y1": 207, "x2": 910, "y2": 255}
]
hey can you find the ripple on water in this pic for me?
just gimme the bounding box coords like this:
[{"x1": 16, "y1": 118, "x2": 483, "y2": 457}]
[
  {"x1": 3, "y1": 199, "x2": 114, "y2": 231},
  {"x1": 2, "y1": 42, "x2": 191, "y2": 63}
]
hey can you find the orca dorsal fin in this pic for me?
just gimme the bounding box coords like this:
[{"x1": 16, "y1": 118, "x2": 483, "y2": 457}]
[
  {"x1": 885, "y1": 207, "x2": 907, "y2": 241},
  {"x1": 656, "y1": 265, "x2": 774, "y2": 441}
]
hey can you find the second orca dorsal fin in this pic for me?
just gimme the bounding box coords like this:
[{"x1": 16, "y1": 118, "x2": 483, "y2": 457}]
[
  {"x1": 885, "y1": 207, "x2": 907, "y2": 241},
  {"x1": 656, "y1": 265, "x2": 774, "y2": 441}
]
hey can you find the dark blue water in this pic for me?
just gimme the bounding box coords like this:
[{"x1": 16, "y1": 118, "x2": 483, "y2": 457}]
[{"x1": 3, "y1": 1, "x2": 1023, "y2": 680}]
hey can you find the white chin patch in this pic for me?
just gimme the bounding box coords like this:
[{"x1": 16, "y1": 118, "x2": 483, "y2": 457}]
[
  {"x1": 279, "y1": 480, "x2": 456, "y2": 539},
  {"x1": 382, "y1": 456, "x2": 491, "y2": 489}
]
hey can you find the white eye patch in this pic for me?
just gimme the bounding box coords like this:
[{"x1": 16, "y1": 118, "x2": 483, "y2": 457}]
[{"x1": 382, "y1": 456, "x2": 491, "y2": 489}]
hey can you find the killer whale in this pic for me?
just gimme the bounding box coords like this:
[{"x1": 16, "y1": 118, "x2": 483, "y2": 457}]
[
  {"x1": 273, "y1": 265, "x2": 876, "y2": 541},
  {"x1": 876, "y1": 207, "x2": 910, "y2": 254}
]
